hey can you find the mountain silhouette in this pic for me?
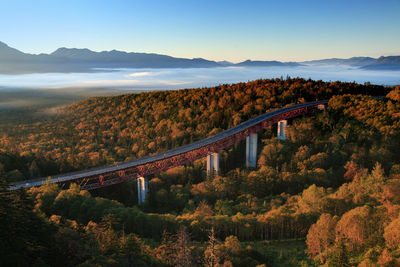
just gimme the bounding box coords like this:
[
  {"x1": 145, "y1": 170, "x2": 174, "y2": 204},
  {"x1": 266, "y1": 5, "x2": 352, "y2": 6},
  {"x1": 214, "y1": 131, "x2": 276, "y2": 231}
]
[
  {"x1": 0, "y1": 41, "x2": 220, "y2": 74},
  {"x1": 361, "y1": 56, "x2": 400, "y2": 70},
  {"x1": 236, "y1": 59, "x2": 302, "y2": 67},
  {"x1": 303, "y1": 57, "x2": 376, "y2": 67},
  {"x1": 51, "y1": 47, "x2": 220, "y2": 68},
  {"x1": 1, "y1": 41, "x2": 399, "y2": 74}
]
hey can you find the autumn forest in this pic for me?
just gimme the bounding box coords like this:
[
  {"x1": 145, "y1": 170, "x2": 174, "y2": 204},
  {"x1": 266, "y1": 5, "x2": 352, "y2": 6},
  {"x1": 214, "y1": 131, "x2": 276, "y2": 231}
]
[{"x1": 1, "y1": 78, "x2": 400, "y2": 266}]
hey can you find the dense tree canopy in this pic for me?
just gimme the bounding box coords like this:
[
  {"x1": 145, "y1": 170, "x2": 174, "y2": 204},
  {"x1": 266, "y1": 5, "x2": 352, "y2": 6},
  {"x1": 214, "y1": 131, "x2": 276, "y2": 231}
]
[
  {"x1": 1, "y1": 79, "x2": 399, "y2": 266},
  {"x1": 0, "y1": 78, "x2": 388, "y2": 181}
]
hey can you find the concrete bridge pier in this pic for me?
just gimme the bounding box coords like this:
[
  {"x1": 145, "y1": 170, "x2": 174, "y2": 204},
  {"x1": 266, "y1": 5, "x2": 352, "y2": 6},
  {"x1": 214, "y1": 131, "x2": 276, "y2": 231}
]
[
  {"x1": 277, "y1": 120, "x2": 287, "y2": 140},
  {"x1": 137, "y1": 176, "x2": 148, "y2": 204},
  {"x1": 246, "y1": 133, "x2": 258, "y2": 167},
  {"x1": 207, "y1": 152, "x2": 220, "y2": 176}
]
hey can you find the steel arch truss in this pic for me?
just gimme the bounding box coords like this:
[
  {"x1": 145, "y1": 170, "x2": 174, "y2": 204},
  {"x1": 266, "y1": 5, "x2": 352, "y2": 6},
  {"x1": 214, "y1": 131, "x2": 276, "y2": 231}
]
[{"x1": 74, "y1": 105, "x2": 317, "y2": 190}]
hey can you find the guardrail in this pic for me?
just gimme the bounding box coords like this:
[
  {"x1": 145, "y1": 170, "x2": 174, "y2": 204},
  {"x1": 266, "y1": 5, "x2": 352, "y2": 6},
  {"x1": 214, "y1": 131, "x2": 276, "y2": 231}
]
[{"x1": 10, "y1": 100, "x2": 328, "y2": 190}]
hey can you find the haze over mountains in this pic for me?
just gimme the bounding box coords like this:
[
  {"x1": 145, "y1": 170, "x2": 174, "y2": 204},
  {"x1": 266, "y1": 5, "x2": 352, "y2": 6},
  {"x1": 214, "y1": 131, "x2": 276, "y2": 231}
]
[
  {"x1": 302, "y1": 57, "x2": 376, "y2": 67},
  {"x1": 0, "y1": 41, "x2": 399, "y2": 74}
]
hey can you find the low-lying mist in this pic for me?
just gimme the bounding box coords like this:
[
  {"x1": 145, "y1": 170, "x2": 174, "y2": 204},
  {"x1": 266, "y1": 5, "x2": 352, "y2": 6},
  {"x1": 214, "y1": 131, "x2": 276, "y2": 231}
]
[
  {"x1": 0, "y1": 65, "x2": 398, "y2": 124},
  {"x1": 1, "y1": 65, "x2": 399, "y2": 91}
]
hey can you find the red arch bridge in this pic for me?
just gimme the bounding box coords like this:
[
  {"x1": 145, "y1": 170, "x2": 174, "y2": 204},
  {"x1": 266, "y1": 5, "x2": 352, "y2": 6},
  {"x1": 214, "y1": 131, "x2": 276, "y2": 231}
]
[{"x1": 10, "y1": 100, "x2": 328, "y2": 203}]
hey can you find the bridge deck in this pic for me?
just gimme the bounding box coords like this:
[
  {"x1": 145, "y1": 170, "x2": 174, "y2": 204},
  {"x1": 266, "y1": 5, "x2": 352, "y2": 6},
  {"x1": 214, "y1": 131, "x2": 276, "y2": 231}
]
[{"x1": 10, "y1": 100, "x2": 328, "y2": 190}]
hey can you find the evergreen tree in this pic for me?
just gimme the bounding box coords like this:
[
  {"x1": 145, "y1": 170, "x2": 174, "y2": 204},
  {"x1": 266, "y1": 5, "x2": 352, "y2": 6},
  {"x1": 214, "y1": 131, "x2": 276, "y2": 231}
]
[
  {"x1": 0, "y1": 177, "x2": 56, "y2": 266},
  {"x1": 328, "y1": 239, "x2": 350, "y2": 267}
]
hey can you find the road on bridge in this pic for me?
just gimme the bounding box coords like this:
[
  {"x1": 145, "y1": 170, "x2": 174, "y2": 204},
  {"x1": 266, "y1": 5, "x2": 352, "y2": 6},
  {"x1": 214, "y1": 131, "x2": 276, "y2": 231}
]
[{"x1": 10, "y1": 100, "x2": 328, "y2": 191}]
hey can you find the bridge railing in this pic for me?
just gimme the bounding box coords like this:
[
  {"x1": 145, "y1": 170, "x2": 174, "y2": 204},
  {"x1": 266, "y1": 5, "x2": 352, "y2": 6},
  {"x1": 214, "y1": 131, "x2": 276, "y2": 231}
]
[{"x1": 10, "y1": 100, "x2": 329, "y2": 190}]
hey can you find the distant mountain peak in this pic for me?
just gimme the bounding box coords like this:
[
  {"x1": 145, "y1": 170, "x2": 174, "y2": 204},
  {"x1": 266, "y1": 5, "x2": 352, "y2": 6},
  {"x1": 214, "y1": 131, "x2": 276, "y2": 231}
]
[
  {"x1": 303, "y1": 56, "x2": 376, "y2": 67},
  {"x1": 51, "y1": 47, "x2": 96, "y2": 57},
  {"x1": 0, "y1": 41, "x2": 9, "y2": 48},
  {"x1": 237, "y1": 59, "x2": 301, "y2": 67},
  {"x1": 1, "y1": 40, "x2": 399, "y2": 74},
  {"x1": 217, "y1": 60, "x2": 234, "y2": 66},
  {"x1": 0, "y1": 41, "x2": 19, "y2": 51},
  {"x1": 0, "y1": 41, "x2": 221, "y2": 73},
  {"x1": 361, "y1": 56, "x2": 400, "y2": 70},
  {"x1": 0, "y1": 41, "x2": 27, "y2": 58}
]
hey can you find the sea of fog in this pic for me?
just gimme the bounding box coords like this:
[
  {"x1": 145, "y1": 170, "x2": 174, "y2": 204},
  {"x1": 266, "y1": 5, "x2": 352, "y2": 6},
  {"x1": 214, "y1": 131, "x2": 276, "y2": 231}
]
[{"x1": 0, "y1": 65, "x2": 399, "y2": 91}]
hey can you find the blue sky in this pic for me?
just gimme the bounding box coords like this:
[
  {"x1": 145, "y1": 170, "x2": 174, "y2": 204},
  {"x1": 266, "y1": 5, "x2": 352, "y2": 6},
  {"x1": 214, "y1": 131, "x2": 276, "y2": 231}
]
[{"x1": 1, "y1": 0, "x2": 399, "y2": 62}]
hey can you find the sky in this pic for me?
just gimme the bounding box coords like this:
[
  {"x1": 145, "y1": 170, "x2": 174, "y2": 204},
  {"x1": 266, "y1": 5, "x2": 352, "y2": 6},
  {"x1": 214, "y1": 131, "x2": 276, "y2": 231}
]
[{"x1": 1, "y1": 0, "x2": 400, "y2": 62}]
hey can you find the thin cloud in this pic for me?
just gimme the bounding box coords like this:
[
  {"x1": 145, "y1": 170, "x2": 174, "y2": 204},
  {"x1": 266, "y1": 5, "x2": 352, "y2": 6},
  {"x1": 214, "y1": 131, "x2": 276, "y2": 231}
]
[
  {"x1": 84, "y1": 79, "x2": 143, "y2": 85},
  {"x1": 126, "y1": 72, "x2": 153, "y2": 77},
  {"x1": 83, "y1": 79, "x2": 192, "y2": 87}
]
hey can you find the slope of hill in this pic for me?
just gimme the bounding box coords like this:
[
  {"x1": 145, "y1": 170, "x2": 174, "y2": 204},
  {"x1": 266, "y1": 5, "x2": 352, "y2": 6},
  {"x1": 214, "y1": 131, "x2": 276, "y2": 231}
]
[
  {"x1": 0, "y1": 41, "x2": 94, "y2": 74},
  {"x1": 3, "y1": 41, "x2": 400, "y2": 74},
  {"x1": 1, "y1": 79, "x2": 400, "y2": 266},
  {"x1": 0, "y1": 41, "x2": 29, "y2": 60},
  {"x1": 0, "y1": 41, "x2": 221, "y2": 74},
  {"x1": 236, "y1": 59, "x2": 302, "y2": 67},
  {"x1": 361, "y1": 56, "x2": 400, "y2": 70},
  {"x1": 303, "y1": 56, "x2": 376, "y2": 67},
  {"x1": 51, "y1": 47, "x2": 220, "y2": 68},
  {"x1": 0, "y1": 77, "x2": 388, "y2": 181}
]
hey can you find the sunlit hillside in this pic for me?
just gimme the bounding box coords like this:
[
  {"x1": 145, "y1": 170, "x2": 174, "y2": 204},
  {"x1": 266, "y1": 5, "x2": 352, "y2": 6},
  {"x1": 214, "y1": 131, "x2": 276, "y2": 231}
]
[{"x1": 1, "y1": 79, "x2": 400, "y2": 266}]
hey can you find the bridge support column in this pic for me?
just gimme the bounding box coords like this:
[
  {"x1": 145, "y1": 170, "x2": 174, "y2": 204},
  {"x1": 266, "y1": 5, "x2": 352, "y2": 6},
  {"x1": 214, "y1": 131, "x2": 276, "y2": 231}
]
[
  {"x1": 207, "y1": 152, "x2": 219, "y2": 176},
  {"x1": 277, "y1": 120, "x2": 287, "y2": 140},
  {"x1": 246, "y1": 133, "x2": 258, "y2": 167},
  {"x1": 137, "y1": 176, "x2": 148, "y2": 204}
]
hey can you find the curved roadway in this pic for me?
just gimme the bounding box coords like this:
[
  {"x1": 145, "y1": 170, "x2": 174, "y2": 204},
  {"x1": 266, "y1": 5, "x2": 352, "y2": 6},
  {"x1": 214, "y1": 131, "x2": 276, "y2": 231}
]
[{"x1": 10, "y1": 100, "x2": 328, "y2": 190}]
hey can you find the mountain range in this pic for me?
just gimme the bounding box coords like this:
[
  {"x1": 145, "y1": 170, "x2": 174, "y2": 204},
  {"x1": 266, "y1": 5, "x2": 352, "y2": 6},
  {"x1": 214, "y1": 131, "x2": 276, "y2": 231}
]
[
  {"x1": 302, "y1": 57, "x2": 377, "y2": 67},
  {"x1": 0, "y1": 41, "x2": 399, "y2": 74}
]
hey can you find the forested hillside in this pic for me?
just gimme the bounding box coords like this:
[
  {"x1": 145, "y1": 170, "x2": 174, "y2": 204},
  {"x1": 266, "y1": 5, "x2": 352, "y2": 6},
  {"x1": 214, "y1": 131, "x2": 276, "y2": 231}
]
[
  {"x1": 0, "y1": 78, "x2": 387, "y2": 181},
  {"x1": 1, "y1": 78, "x2": 400, "y2": 266}
]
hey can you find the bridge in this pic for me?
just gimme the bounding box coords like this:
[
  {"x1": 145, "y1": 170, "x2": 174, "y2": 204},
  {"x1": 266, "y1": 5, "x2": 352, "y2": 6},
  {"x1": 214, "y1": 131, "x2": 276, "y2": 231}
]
[{"x1": 10, "y1": 100, "x2": 328, "y2": 203}]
